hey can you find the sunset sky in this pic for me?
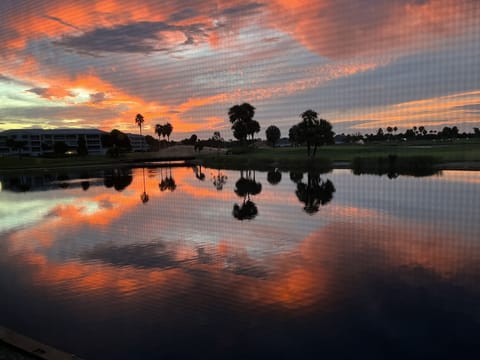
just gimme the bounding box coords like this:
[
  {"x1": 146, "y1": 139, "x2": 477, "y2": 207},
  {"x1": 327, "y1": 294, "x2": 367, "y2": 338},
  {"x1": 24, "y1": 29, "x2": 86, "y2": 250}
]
[{"x1": 0, "y1": 0, "x2": 479, "y2": 139}]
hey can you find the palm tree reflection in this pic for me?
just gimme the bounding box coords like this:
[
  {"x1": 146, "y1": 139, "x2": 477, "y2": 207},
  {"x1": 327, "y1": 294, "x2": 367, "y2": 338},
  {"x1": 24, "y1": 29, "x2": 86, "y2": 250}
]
[
  {"x1": 211, "y1": 170, "x2": 227, "y2": 191},
  {"x1": 104, "y1": 168, "x2": 133, "y2": 192},
  {"x1": 233, "y1": 169, "x2": 262, "y2": 221},
  {"x1": 267, "y1": 169, "x2": 282, "y2": 185},
  {"x1": 295, "y1": 170, "x2": 335, "y2": 214},
  {"x1": 159, "y1": 167, "x2": 176, "y2": 192},
  {"x1": 140, "y1": 167, "x2": 149, "y2": 204},
  {"x1": 192, "y1": 165, "x2": 206, "y2": 181}
]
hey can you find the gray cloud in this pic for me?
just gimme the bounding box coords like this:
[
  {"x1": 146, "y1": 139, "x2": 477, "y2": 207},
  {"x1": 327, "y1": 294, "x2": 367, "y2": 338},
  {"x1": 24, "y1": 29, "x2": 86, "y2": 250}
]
[
  {"x1": 220, "y1": 2, "x2": 266, "y2": 17},
  {"x1": 82, "y1": 242, "x2": 180, "y2": 269},
  {"x1": 169, "y1": 8, "x2": 198, "y2": 22},
  {"x1": 55, "y1": 21, "x2": 208, "y2": 55},
  {"x1": 452, "y1": 104, "x2": 480, "y2": 112},
  {"x1": 89, "y1": 92, "x2": 106, "y2": 104},
  {"x1": 0, "y1": 74, "x2": 13, "y2": 82},
  {"x1": 43, "y1": 14, "x2": 82, "y2": 31},
  {"x1": 26, "y1": 87, "x2": 49, "y2": 96}
]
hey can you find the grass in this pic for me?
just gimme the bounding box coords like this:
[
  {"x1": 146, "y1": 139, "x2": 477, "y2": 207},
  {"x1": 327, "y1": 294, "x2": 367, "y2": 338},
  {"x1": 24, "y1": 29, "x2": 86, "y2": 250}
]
[
  {"x1": 1, "y1": 140, "x2": 479, "y2": 173},
  {"x1": 198, "y1": 140, "x2": 480, "y2": 169}
]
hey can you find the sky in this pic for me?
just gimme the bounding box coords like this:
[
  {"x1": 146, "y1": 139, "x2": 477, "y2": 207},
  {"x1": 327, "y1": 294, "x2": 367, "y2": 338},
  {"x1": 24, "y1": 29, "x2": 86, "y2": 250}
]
[{"x1": 0, "y1": 0, "x2": 479, "y2": 140}]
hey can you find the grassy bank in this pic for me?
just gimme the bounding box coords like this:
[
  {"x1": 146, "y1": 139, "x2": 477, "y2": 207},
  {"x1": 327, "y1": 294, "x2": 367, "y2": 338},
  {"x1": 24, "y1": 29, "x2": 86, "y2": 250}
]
[
  {"x1": 198, "y1": 141, "x2": 480, "y2": 169},
  {"x1": 1, "y1": 141, "x2": 479, "y2": 173}
]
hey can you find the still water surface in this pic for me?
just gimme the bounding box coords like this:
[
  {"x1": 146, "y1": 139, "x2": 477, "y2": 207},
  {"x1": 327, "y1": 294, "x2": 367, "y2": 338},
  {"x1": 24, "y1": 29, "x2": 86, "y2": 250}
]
[{"x1": 1, "y1": 167, "x2": 479, "y2": 359}]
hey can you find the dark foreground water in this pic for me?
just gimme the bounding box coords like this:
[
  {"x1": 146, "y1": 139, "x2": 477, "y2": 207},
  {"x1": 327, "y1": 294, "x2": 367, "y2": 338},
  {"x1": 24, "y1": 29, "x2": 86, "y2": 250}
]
[{"x1": 1, "y1": 167, "x2": 479, "y2": 359}]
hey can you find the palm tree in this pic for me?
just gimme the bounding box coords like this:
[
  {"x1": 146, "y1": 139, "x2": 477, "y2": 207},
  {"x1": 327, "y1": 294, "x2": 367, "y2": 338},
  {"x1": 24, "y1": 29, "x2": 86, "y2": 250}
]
[
  {"x1": 164, "y1": 122, "x2": 173, "y2": 142},
  {"x1": 155, "y1": 124, "x2": 164, "y2": 141},
  {"x1": 135, "y1": 113, "x2": 145, "y2": 136},
  {"x1": 290, "y1": 110, "x2": 334, "y2": 158},
  {"x1": 135, "y1": 113, "x2": 145, "y2": 150},
  {"x1": 228, "y1": 103, "x2": 259, "y2": 142}
]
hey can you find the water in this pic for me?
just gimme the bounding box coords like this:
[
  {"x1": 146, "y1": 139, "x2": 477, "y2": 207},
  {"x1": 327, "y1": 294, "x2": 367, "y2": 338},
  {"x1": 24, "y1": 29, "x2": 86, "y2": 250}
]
[{"x1": 1, "y1": 167, "x2": 479, "y2": 359}]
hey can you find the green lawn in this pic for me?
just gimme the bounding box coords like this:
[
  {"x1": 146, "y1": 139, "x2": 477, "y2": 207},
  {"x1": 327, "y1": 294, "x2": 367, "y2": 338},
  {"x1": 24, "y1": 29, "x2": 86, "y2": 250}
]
[
  {"x1": 1, "y1": 140, "x2": 479, "y2": 172},
  {"x1": 199, "y1": 140, "x2": 480, "y2": 169}
]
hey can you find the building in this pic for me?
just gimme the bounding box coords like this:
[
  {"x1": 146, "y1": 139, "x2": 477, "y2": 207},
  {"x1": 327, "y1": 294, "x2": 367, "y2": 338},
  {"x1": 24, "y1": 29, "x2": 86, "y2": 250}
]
[
  {"x1": 127, "y1": 133, "x2": 148, "y2": 152},
  {"x1": 0, "y1": 128, "x2": 148, "y2": 156},
  {"x1": 0, "y1": 128, "x2": 107, "y2": 156}
]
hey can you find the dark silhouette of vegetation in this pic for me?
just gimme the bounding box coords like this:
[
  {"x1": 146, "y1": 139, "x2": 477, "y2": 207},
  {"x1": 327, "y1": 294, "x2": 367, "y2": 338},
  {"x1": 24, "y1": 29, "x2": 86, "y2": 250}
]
[
  {"x1": 267, "y1": 169, "x2": 282, "y2": 185},
  {"x1": 135, "y1": 113, "x2": 145, "y2": 137},
  {"x1": 104, "y1": 168, "x2": 133, "y2": 191},
  {"x1": 57, "y1": 173, "x2": 70, "y2": 188},
  {"x1": 289, "y1": 110, "x2": 334, "y2": 158},
  {"x1": 81, "y1": 181, "x2": 90, "y2": 191},
  {"x1": 5, "y1": 176, "x2": 31, "y2": 192},
  {"x1": 295, "y1": 170, "x2": 335, "y2": 214},
  {"x1": 54, "y1": 141, "x2": 69, "y2": 156},
  {"x1": 159, "y1": 168, "x2": 176, "y2": 192},
  {"x1": 193, "y1": 165, "x2": 205, "y2": 181},
  {"x1": 232, "y1": 169, "x2": 262, "y2": 221},
  {"x1": 211, "y1": 170, "x2": 228, "y2": 190},
  {"x1": 155, "y1": 123, "x2": 174, "y2": 143},
  {"x1": 265, "y1": 125, "x2": 281, "y2": 146},
  {"x1": 140, "y1": 167, "x2": 149, "y2": 204},
  {"x1": 233, "y1": 200, "x2": 258, "y2": 221},
  {"x1": 228, "y1": 103, "x2": 260, "y2": 142},
  {"x1": 77, "y1": 135, "x2": 88, "y2": 156},
  {"x1": 289, "y1": 171, "x2": 303, "y2": 184},
  {"x1": 343, "y1": 125, "x2": 480, "y2": 144},
  {"x1": 145, "y1": 135, "x2": 159, "y2": 151},
  {"x1": 101, "y1": 129, "x2": 132, "y2": 157},
  {"x1": 180, "y1": 134, "x2": 197, "y2": 146},
  {"x1": 352, "y1": 155, "x2": 441, "y2": 178}
]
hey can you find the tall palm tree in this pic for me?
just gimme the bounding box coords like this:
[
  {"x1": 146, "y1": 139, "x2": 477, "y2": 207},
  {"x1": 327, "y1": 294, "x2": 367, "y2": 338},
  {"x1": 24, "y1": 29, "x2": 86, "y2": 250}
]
[
  {"x1": 155, "y1": 124, "x2": 164, "y2": 140},
  {"x1": 135, "y1": 113, "x2": 145, "y2": 136},
  {"x1": 164, "y1": 122, "x2": 173, "y2": 142},
  {"x1": 135, "y1": 113, "x2": 145, "y2": 150}
]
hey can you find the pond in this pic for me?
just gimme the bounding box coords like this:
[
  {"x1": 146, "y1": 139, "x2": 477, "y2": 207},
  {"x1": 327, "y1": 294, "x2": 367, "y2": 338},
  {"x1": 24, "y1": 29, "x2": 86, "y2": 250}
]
[{"x1": 1, "y1": 166, "x2": 479, "y2": 359}]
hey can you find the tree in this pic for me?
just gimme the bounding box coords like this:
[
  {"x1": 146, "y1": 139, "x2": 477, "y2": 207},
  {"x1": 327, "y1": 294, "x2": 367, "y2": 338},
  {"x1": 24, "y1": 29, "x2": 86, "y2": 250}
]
[
  {"x1": 289, "y1": 110, "x2": 334, "y2": 158},
  {"x1": 135, "y1": 113, "x2": 145, "y2": 136},
  {"x1": 104, "y1": 168, "x2": 133, "y2": 191},
  {"x1": 267, "y1": 169, "x2": 282, "y2": 185},
  {"x1": 135, "y1": 113, "x2": 145, "y2": 151},
  {"x1": 164, "y1": 122, "x2": 173, "y2": 141},
  {"x1": 295, "y1": 171, "x2": 335, "y2": 214},
  {"x1": 212, "y1": 131, "x2": 222, "y2": 142},
  {"x1": 386, "y1": 126, "x2": 393, "y2": 140},
  {"x1": 155, "y1": 124, "x2": 164, "y2": 141},
  {"x1": 232, "y1": 169, "x2": 262, "y2": 221},
  {"x1": 101, "y1": 129, "x2": 132, "y2": 156},
  {"x1": 54, "y1": 141, "x2": 68, "y2": 156},
  {"x1": 228, "y1": 103, "x2": 259, "y2": 142},
  {"x1": 265, "y1": 125, "x2": 281, "y2": 146},
  {"x1": 232, "y1": 121, "x2": 248, "y2": 142}
]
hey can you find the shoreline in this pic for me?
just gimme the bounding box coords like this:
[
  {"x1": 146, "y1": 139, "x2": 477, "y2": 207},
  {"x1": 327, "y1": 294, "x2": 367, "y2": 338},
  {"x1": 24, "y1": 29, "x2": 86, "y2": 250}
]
[{"x1": 1, "y1": 159, "x2": 479, "y2": 174}]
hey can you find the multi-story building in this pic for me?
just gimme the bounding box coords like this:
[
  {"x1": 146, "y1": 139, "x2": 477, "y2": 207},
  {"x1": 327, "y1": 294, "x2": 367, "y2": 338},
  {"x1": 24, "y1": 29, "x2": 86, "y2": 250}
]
[
  {"x1": 0, "y1": 129, "x2": 107, "y2": 156},
  {"x1": 0, "y1": 128, "x2": 148, "y2": 156}
]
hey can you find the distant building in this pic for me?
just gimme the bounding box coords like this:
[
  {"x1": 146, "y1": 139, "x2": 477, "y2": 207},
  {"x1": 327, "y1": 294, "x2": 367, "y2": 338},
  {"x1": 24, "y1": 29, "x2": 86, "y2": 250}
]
[
  {"x1": 0, "y1": 128, "x2": 147, "y2": 156},
  {"x1": 276, "y1": 137, "x2": 291, "y2": 147},
  {"x1": 127, "y1": 133, "x2": 148, "y2": 152}
]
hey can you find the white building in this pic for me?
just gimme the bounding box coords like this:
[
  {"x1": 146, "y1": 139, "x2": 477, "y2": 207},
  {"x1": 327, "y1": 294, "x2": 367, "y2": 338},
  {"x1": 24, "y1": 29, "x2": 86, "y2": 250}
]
[
  {"x1": 127, "y1": 133, "x2": 148, "y2": 152},
  {"x1": 0, "y1": 128, "x2": 148, "y2": 156}
]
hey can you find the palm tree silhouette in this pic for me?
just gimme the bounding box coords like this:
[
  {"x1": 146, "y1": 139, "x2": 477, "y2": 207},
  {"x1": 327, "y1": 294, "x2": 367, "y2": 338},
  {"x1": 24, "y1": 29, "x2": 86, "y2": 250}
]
[
  {"x1": 232, "y1": 169, "x2": 262, "y2": 220},
  {"x1": 295, "y1": 171, "x2": 335, "y2": 214},
  {"x1": 135, "y1": 113, "x2": 145, "y2": 150}
]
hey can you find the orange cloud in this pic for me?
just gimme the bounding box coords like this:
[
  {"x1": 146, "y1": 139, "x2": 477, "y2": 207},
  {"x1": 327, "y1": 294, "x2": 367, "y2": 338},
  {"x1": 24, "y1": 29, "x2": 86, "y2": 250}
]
[
  {"x1": 268, "y1": 0, "x2": 478, "y2": 58},
  {"x1": 338, "y1": 90, "x2": 480, "y2": 130}
]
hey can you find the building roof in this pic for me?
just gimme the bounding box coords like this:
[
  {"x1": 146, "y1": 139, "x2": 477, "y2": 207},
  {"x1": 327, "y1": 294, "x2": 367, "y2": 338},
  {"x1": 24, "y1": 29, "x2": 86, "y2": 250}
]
[{"x1": 0, "y1": 128, "x2": 107, "y2": 135}]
